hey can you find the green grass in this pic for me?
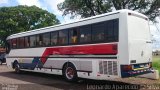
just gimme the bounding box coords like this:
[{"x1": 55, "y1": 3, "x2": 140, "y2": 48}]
[{"x1": 152, "y1": 55, "x2": 160, "y2": 74}]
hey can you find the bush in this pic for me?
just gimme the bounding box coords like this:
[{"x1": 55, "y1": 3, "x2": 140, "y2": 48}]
[{"x1": 152, "y1": 56, "x2": 160, "y2": 75}]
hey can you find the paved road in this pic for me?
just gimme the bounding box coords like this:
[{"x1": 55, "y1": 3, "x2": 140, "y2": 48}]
[{"x1": 0, "y1": 64, "x2": 159, "y2": 90}]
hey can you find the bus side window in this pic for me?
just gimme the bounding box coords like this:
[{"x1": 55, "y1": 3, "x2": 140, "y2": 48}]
[
  {"x1": 106, "y1": 19, "x2": 119, "y2": 42},
  {"x1": 79, "y1": 25, "x2": 91, "y2": 43},
  {"x1": 58, "y1": 30, "x2": 68, "y2": 45},
  {"x1": 36, "y1": 34, "x2": 43, "y2": 47},
  {"x1": 30, "y1": 35, "x2": 36, "y2": 47},
  {"x1": 19, "y1": 37, "x2": 25, "y2": 48},
  {"x1": 69, "y1": 28, "x2": 78, "y2": 44},
  {"x1": 16, "y1": 38, "x2": 20, "y2": 48},
  {"x1": 92, "y1": 22, "x2": 105, "y2": 42},
  {"x1": 11, "y1": 38, "x2": 17, "y2": 49},
  {"x1": 43, "y1": 33, "x2": 50, "y2": 46},
  {"x1": 106, "y1": 20, "x2": 114, "y2": 42},
  {"x1": 51, "y1": 31, "x2": 58, "y2": 46},
  {"x1": 24, "y1": 37, "x2": 30, "y2": 48},
  {"x1": 114, "y1": 19, "x2": 119, "y2": 41},
  {"x1": 6, "y1": 40, "x2": 11, "y2": 53}
]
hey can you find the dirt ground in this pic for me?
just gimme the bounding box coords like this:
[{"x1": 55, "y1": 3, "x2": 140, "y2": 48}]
[{"x1": 0, "y1": 64, "x2": 159, "y2": 90}]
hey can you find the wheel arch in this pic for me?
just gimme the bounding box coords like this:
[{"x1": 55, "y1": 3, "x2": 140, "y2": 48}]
[
  {"x1": 62, "y1": 61, "x2": 77, "y2": 71},
  {"x1": 12, "y1": 60, "x2": 19, "y2": 69}
]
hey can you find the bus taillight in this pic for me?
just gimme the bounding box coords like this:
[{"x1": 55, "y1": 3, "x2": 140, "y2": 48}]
[{"x1": 122, "y1": 65, "x2": 133, "y2": 71}]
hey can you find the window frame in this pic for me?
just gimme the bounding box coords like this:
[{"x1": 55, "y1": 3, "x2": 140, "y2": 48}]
[{"x1": 9, "y1": 19, "x2": 119, "y2": 49}]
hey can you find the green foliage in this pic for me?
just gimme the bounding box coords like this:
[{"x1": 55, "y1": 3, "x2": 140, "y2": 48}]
[
  {"x1": 110, "y1": 0, "x2": 160, "y2": 22},
  {"x1": 0, "y1": 5, "x2": 60, "y2": 46},
  {"x1": 58, "y1": 0, "x2": 160, "y2": 21},
  {"x1": 57, "y1": 0, "x2": 112, "y2": 18},
  {"x1": 152, "y1": 56, "x2": 160, "y2": 74}
]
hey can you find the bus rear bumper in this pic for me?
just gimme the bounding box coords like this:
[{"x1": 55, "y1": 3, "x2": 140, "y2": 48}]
[{"x1": 121, "y1": 68, "x2": 153, "y2": 78}]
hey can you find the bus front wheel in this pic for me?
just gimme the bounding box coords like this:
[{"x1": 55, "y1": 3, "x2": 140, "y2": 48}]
[
  {"x1": 0, "y1": 60, "x2": 2, "y2": 65},
  {"x1": 14, "y1": 63, "x2": 21, "y2": 73},
  {"x1": 62, "y1": 63, "x2": 78, "y2": 82}
]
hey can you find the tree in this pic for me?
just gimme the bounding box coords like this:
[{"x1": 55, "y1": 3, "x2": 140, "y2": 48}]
[
  {"x1": 58, "y1": 0, "x2": 160, "y2": 21},
  {"x1": 110, "y1": 0, "x2": 160, "y2": 22},
  {"x1": 58, "y1": 0, "x2": 112, "y2": 18},
  {"x1": 0, "y1": 5, "x2": 60, "y2": 47}
]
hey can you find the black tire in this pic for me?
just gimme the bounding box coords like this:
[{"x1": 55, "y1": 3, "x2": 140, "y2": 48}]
[
  {"x1": 0, "y1": 60, "x2": 2, "y2": 65},
  {"x1": 62, "y1": 63, "x2": 78, "y2": 82},
  {"x1": 14, "y1": 63, "x2": 21, "y2": 73}
]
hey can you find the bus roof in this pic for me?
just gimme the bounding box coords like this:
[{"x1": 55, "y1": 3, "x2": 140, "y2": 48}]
[{"x1": 7, "y1": 9, "x2": 148, "y2": 40}]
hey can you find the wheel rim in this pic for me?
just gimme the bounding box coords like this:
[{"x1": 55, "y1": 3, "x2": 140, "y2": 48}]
[{"x1": 65, "y1": 67, "x2": 74, "y2": 79}]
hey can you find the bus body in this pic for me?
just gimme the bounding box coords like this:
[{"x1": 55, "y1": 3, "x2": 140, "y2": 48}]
[{"x1": 6, "y1": 9, "x2": 153, "y2": 81}]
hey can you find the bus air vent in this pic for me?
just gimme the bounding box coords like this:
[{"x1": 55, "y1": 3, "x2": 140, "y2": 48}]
[{"x1": 99, "y1": 61, "x2": 118, "y2": 75}]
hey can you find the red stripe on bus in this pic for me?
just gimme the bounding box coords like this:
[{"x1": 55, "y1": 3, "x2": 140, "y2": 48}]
[{"x1": 41, "y1": 43, "x2": 118, "y2": 64}]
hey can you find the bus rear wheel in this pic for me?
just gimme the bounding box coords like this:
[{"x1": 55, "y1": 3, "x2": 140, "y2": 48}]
[{"x1": 63, "y1": 63, "x2": 78, "y2": 82}]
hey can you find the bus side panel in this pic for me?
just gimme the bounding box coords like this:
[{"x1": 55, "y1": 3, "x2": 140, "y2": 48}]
[{"x1": 118, "y1": 12, "x2": 129, "y2": 65}]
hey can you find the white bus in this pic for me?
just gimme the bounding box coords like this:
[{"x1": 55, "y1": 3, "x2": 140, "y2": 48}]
[{"x1": 6, "y1": 9, "x2": 153, "y2": 81}]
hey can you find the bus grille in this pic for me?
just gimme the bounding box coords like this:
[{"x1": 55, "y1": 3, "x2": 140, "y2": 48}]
[{"x1": 99, "y1": 61, "x2": 118, "y2": 75}]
